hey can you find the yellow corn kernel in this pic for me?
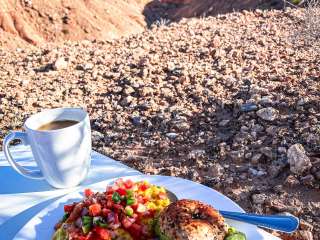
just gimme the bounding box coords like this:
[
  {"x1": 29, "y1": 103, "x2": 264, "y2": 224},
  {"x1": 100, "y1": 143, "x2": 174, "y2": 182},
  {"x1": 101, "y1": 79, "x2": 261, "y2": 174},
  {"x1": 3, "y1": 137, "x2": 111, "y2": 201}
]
[
  {"x1": 162, "y1": 198, "x2": 170, "y2": 206},
  {"x1": 144, "y1": 188, "x2": 152, "y2": 198},
  {"x1": 147, "y1": 202, "x2": 157, "y2": 210}
]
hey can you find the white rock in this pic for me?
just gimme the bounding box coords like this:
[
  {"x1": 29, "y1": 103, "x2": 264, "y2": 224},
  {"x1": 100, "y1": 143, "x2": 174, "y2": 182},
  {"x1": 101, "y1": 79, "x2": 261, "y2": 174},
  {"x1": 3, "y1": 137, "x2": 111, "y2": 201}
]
[
  {"x1": 83, "y1": 63, "x2": 94, "y2": 70},
  {"x1": 287, "y1": 144, "x2": 312, "y2": 175},
  {"x1": 252, "y1": 193, "x2": 267, "y2": 204},
  {"x1": 256, "y1": 107, "x2": 278, "y2": 121},
  {"x1": 53, "y1": 57, "x2": 68, "y2": 70},
  {"x1": 92, "y1": 130, "x2": 104, "y2": 142},
  {"x1": 218, "y1": 119, "x2": 230, "y2": 127},
  {"x1": 188, "y1": 149, "x2": 206, "y2": 159},
  {"x1": 208, "y1": 163, "x2": 224, "y2": 178},
  {"x1": 166, "y1": 132, "x2": 178, "y2": 139}
]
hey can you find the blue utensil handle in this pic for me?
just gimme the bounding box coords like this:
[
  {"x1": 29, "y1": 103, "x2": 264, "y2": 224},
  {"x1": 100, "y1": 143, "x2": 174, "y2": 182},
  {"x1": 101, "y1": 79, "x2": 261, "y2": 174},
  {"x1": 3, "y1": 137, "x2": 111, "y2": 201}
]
[{"x1": 220, "y1": 210, "x2": 299, "y2": 233}]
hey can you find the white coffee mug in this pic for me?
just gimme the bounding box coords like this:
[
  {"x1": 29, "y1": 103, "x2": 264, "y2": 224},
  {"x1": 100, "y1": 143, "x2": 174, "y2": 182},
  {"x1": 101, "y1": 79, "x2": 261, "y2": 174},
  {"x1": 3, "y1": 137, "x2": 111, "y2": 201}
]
[{"x1": 3, "y1": 108, "x2": 91, "y2": 188}]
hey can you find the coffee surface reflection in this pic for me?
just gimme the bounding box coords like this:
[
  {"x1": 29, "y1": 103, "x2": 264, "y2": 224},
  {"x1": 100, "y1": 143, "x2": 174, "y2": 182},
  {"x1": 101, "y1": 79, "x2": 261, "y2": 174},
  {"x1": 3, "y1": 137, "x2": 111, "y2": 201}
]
[{"x1": 37, "y1": 120, "x2": 78, "y2": 131}]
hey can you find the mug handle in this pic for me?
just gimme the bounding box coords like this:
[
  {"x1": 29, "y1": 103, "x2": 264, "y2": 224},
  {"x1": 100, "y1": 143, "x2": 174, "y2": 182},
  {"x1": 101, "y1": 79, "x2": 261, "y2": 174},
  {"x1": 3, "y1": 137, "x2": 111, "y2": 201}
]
[{"x1": 3, "y1": 131, "x2": 44, "y2": 179}]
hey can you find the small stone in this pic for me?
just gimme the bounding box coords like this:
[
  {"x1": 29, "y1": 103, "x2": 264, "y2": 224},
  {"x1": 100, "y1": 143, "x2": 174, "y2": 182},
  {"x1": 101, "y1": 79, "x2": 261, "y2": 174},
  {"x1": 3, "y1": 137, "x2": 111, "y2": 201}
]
[
  {"x1": 245, "y1": 152, "x2": 252, "y2": 159},
  {"x1": 20, "y1": 79, "x2": 30, "y2": 86},
  {"x1": 277, "y1": 147, "x2": 287, "y2": 154},
  {"x1": 92, "y1": 130, "x2": 104, "y2": 142},
  {"x1": 188, "y1": 149, "x2": 206, "y2": 159},
  {"x1": 167, "y1": 62, "x2": 176, "y2": 71},
  {"x1": 284, "y1": 175, "x2": 300, "y2": 187},
  {"x1": 301, "y1": 174, "x2": 315, "y2": 186},
  {"x1": 240, "y1": 103, "x2": 258, "y2": 112},
  {"x1": 218, "y1": 119, "x2": 230, "y2": 127},
  {"x1": 314, "y1": 171, "x2": 320, "y2": 180},
  {"x1": 251, "y1": 153, "x2": 262, "y2": 164},
  {"x1": 53, "y1": 57, "x2": 68, "y2": 70},
  {"x1": 299, "y1": 230, "x2": 314, "y2": 240},
  {"x1": 259, "y1": 96, "x2": 273, "y2": 105},
  {"x1": 260, "y1": 147, "x2": 274, "y2": 159},
  {"x1": 256, "y1": 107, "x2": 278, "y2": 121},
  {"x1": 252, "y1": 193, "x2": 267, "y2": 204},
  {"x1": 84, "y1": 63, "x2": 94, "y2": 70},
  {"x1": 131, "y1": 116, "x2": 142, "y2": 126},
  {"x1": 208, "y1": 163, "x2": 224, "y2": 178},
  {"x1": 228, "y1": 150, "x2": 245, "y2": 162},
  {"x1": 166, "y1": 132, "x2": 178, "y2": 139},
  {"x1": 249, "y1": 167, "x2": 267, "y2": 177},
  {"x1": 300, "y1": 219, "x2": 314, "y2": 231},
  {"x1": 287, "y1": 144, "x2": 312, "y2": 175},
  {"x1": 268, "y1": 164, "x2": 283, "y2": 178},
  {"x1": 297, "y1": 98, "x2": 308, "y2": 106},
  {"x1": 121, "y1": 96, "x2": 134, "y2": 105},
  {"x1": 174, "y1": 122, "x2": 190, "y2": 131},
  {"x1": 124, "y1": 86, "x2": 135, "y2": 95},
  {"x1": 266, "y1": 125, "x2": 277, "y2": 135}
]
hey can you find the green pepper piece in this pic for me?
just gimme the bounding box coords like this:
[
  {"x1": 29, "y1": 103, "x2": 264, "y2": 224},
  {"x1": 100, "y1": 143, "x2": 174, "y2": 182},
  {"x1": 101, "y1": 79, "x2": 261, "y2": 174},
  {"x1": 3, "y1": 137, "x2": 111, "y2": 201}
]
[
  {"x1": 82, "y1": 216, "x2": 93, "y2": 224},
  {"x1": 93, "y1": 216, "x2": 102, "y2": 225},
  {"x1": 126, "y1": 197, "x2": 135, "y2": 206},
  {"x1": 225, "y1": 232, "x2": 246, "y2": 240},
  {"x1": 112, "y1": 192, "x2": 121, "y2": 203},
  {"x1": 126, "y1": 190, "x2": 134, "y2": 197},
  {"x1": 62, "y1": 213, "x2": 69, "y2": 222},
  {"x1": 98, "y1": 222, "x2": 108, "y2": 228},
  {"x1": 82, "y1": 216, "x2": 93, "y2": 234}
]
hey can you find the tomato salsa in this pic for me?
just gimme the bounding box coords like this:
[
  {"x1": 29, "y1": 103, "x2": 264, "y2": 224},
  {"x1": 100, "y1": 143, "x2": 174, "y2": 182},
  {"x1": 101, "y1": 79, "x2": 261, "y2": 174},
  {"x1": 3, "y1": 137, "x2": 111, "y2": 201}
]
[{"x1": 53, "y1": 179, "x2": 171, "y2": 240}]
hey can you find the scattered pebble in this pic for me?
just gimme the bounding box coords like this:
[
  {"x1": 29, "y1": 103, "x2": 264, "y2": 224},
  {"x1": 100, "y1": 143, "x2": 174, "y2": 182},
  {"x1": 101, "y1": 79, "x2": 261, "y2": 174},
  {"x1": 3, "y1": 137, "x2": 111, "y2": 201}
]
[{"x1": 287, "y1": 144, "x2": 312, "y2": 175}]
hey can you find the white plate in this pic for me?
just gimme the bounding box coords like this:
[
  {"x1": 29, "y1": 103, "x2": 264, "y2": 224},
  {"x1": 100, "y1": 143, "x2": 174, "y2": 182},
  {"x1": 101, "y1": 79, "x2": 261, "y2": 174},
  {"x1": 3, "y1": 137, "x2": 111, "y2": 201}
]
[{"x1": 14, "y1": 175, "x2": 279, "y2": 240}]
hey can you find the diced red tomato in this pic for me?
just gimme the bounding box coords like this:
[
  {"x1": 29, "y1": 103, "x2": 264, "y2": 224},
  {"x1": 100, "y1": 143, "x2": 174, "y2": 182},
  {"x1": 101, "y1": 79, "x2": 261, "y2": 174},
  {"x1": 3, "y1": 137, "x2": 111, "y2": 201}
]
[
  {"x1": 84, "y1": 188, "x2": 94, "y2": 197},
  {"x1": 106, "y1": 186, "x2": 114, "y2": 194},
  {"x1": 94, "y1": 226, "x2": 111, "y2": 240},
  {"x1": 128, "y1": 223, "x2": 142, "y2": 238},
  {"x1": 63, "y1": 204, "x2": 74, "y2": 213},
  {"x1": 131, "y1": 203, "x2": 138, "y2": 211},
  {"x1": 142, "y1": 196, "x2": 149, "y2": 203},
  {"x1": 113, "y1": 204, "x2": 124, "y2": 212},
  {"x1": 116, "y1": 188, "x2": 127, "y2": 196},
  {"x1": 114, "y1": 212, "x2": 120, "y2": 224},
  {"x1": 84, "y1": 232, "x2": 95, "y2": 240},
  {"x1": 124, "y1": 179, "x2": 133, "y2": 189},
  {"x1": 139, "y1": 183, "x2": 148, "y2": 191},
  {"x1": 89, "y1": 203, "x2": 101, "y2": 216},
  {"x1": 106, "y1": 199, "x2": 113, "y2": 209}
]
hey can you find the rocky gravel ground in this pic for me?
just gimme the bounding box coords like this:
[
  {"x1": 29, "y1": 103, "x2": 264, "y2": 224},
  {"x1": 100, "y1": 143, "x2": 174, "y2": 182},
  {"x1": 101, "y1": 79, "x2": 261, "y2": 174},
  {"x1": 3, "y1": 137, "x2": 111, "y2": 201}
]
[{"x1": 0, "y1": 8, "x2": 319, "y2": 239}]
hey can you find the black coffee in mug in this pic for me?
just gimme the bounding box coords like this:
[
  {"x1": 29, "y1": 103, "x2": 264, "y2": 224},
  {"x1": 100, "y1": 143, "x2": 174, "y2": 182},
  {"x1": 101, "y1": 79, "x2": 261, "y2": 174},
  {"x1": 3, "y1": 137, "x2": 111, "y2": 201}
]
[{"x1": 37, "y1": 120, "x2": 79, "y2": 131}]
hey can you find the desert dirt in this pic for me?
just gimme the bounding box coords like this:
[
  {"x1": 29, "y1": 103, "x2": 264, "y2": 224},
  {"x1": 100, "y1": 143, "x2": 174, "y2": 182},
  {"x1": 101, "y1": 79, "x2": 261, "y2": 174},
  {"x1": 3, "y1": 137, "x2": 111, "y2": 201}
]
[
  {"x1": 0, "y1": 0, "x2": 285, "y2": 48},
  {"x1": 0, "y1": 1, "x2": 320, "y2": 240}
]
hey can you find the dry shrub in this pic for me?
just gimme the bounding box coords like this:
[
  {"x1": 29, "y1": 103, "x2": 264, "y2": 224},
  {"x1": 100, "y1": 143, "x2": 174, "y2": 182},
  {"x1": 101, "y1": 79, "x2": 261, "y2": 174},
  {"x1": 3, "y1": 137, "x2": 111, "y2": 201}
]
[{"x1": 293, "y1": 0, "x2": 320, "y2": 48}]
